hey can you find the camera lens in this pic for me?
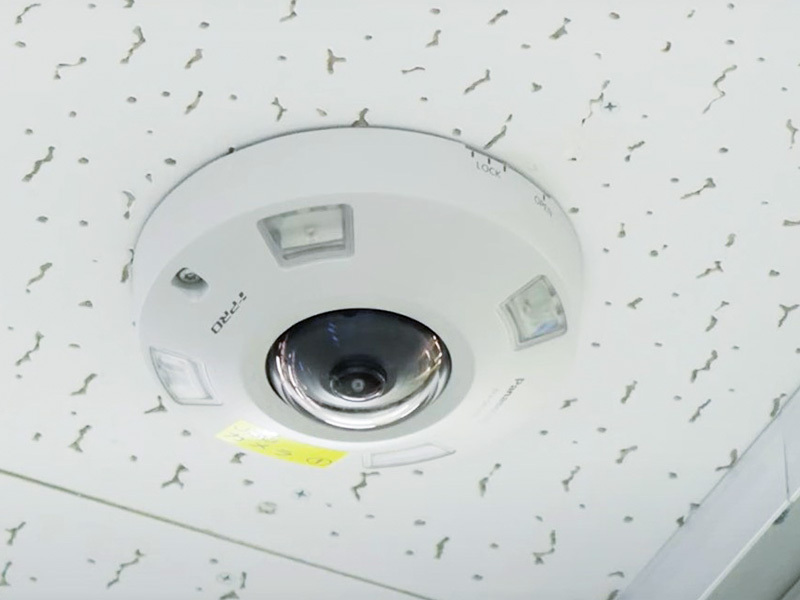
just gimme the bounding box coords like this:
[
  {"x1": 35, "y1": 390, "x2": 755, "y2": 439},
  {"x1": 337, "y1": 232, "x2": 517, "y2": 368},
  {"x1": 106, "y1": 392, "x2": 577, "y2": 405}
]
[
  {"x1": 329, "y1": 358, "x2": 388, "y2": 401},
  {"x1": 266, "y1": 309, "x2": 451, "y2": 430}
]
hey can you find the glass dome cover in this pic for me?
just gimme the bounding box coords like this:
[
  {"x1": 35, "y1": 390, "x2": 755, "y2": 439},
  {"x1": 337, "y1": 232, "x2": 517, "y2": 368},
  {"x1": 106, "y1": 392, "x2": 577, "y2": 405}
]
[{"x1": 266, "y1": 309, "x2": 451, "y2": 430}]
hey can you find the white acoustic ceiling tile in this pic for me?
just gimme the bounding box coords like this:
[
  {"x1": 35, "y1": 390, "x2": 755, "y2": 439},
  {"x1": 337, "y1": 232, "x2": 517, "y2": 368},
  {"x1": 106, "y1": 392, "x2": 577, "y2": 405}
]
[
  {"x1": 2, "y1": 1, "x2": 800, "y2": 598},
  {"x1": 0, "y1": 469, "x2": 421, "y2": 600}
]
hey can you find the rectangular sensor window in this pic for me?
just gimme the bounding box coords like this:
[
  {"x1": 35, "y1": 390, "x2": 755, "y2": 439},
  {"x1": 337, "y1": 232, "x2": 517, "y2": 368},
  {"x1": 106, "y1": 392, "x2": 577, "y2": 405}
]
[
  {"x1": 501, "y1": 275, "x2": 567, "y2": 348},
  {"x1": 258, "y1": 204, "x2": 353, "y2": 266},
  {"x1": 150, "y1": 347, "x2": 218, "y2": 405},
  {"x1": 363, "y1": 444, "x2": 455, "y2": 468}
]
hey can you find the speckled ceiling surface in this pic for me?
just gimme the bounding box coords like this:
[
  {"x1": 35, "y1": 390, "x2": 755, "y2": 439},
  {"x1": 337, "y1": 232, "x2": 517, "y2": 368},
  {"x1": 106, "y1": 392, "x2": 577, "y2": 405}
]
[{"x1": 1, "y1": 1, "x2": 800, "y2": 599}]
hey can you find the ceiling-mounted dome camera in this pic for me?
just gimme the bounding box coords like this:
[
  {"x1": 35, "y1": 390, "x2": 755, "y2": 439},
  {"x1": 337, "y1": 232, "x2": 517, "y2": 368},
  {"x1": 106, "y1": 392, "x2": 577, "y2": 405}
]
[{"x1": 132, "y1": 127, "x2": 582, "y2": 468}]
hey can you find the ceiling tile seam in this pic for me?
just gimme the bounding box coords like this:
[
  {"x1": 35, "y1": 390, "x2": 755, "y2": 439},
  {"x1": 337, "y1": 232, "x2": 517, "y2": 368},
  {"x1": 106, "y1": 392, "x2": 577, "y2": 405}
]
[
  {"x1": 784, "y1": 437, "x2": 791, "y2": 503},
  {"x1": 777, "y1": 570, "x2": 800, "y2": 600},
  {"x1": 0, "y1": 465, "x2": 437, "y2": 600}
]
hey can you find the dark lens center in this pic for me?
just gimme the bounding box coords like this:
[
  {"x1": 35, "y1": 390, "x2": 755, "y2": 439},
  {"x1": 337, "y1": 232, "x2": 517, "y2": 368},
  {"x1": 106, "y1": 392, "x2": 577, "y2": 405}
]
[{"x1": 329, "y1": 358, "x2": 387, "y2": 401}]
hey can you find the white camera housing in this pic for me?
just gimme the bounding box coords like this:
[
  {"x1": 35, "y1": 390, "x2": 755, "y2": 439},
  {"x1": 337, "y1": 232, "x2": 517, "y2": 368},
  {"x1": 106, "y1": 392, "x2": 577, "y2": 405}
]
[{"x1": 133, "y1": 127, "x2": 582, "y2": 466}]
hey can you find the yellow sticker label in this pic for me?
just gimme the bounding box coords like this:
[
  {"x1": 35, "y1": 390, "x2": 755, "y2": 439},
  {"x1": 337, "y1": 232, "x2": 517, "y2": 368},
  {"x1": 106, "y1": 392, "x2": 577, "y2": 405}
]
[{"x1": 216, "y1": 420, "x2": 346, "y2": 468}]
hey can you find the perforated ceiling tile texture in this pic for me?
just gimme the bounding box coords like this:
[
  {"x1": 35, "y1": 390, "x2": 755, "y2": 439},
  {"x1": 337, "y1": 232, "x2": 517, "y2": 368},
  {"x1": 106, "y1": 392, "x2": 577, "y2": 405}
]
[
  {"x1": 1, "y1": 1, "x2": 800, "y2": 599},
  {"x1": 0, "y1": 473, "x2": 414, "y2": 600}
]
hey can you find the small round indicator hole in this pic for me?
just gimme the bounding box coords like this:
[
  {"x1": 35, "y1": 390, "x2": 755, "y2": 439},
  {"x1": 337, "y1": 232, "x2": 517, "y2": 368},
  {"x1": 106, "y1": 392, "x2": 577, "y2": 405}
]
[{"x1": 171, "y1": 268, "x2": 209, "y2": 301}]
